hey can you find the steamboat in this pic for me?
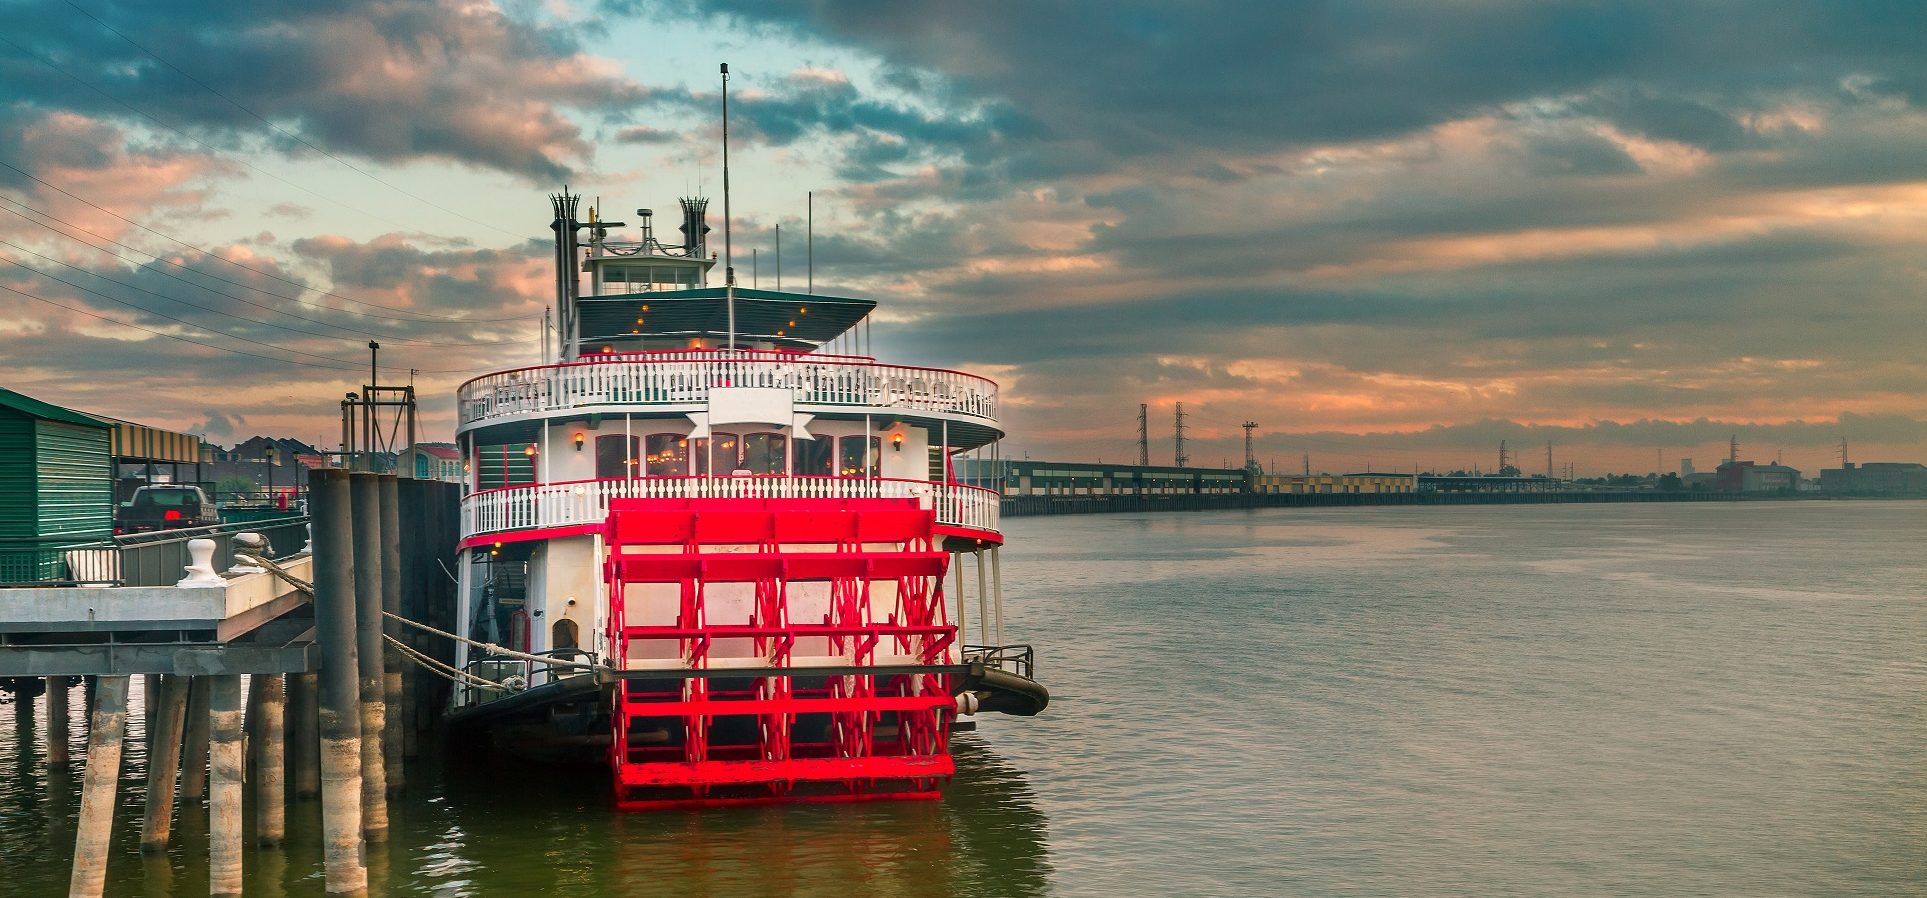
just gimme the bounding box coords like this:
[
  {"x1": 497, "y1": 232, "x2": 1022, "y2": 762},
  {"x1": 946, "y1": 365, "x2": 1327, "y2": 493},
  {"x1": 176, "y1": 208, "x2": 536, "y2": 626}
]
[{"x1": 444, "y1": 190, "x2": 1048, "y2": 808}]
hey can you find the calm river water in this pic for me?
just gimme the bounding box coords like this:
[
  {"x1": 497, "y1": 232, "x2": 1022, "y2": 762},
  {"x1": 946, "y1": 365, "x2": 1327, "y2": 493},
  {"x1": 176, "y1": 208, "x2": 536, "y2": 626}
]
[{"x1": 3, "y1": 500, "x2": 1924, "y2": 896}]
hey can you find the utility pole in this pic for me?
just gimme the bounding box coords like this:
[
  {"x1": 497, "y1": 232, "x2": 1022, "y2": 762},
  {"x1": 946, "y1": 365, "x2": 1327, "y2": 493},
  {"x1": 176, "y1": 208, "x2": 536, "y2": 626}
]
[
  {"x1": 1174, "y1": 403, "x2": 1189, "y2": 467},
  {"x1": 1839, "y1": 437, "x2": 1850, "y2": 467},
  {"x1": 1498, "y1": 439, "x2": 1511, "y2": 475},
  {"x1": 1546, "y1": 441, "x2": 1554, "y2": 478},
  {"x1": 1136, "y1": 404, "x2": 1149, "y2": 466},
  {"x1": 1242, "y1": 422, "x2": 1258, "y2": 474},
  {"x1": 1302, "y1": 451, "x2": 1311, "y2": 477},
  {"x1": 775, "y1": 223, "x2": 781, "y2": 290}
]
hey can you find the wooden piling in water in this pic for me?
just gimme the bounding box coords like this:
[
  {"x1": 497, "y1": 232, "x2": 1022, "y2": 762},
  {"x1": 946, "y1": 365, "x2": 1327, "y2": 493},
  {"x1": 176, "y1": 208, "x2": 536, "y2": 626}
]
[
  {"x1": 46, "y1": 676, "x2": 69, "y2": 764},
  {"x1": 252, "y1": 674, "x2": 287, "y2": 846},
  {"x1": 350, "y1": 471, "x2": 389, "y2": 839},
  {"x1": 180, "y1": 676, "x2": 210, "y2": 802},
  {"x1": 378, "y1": 474, "x2": 405, "y2": 794},
  {"x1": 309, "y1": 468, "x2": 368, "y2": 894},
  {"x1": 140, "y1": 674, "x2": 191, "y2": 851},
  {"x1": 207, "y1": 675, "x2": 246, "y2": 896},
  {"x1": 288, "y1": 672, "x2": 320, "y2": 800},
  {"x1": 67, "y1": 675, "x2": 128, "y2": 898}
]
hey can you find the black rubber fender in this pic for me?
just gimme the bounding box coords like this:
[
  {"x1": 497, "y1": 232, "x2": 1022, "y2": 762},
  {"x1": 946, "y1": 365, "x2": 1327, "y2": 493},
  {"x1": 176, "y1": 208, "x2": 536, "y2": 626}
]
[{"x1": 972, "y1": 667, "x2": 1050, "y2": 717}]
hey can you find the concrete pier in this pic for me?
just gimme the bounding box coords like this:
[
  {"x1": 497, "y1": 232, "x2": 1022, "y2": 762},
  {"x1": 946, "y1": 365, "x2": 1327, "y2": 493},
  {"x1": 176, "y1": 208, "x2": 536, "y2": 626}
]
[
  {"x1": 68, "y1": 675, "x2": 128, "y2": 898},
  {"x1": 180, "y1": 676, "x2": 210, "y2": 802},
  {"x1": 351, "y1": 471, "x2": 389, "y2": 839},
  {"x1": 45, "y1": 676, "x2": 69, "y2": 764},
  {"x1": 310, "y1": 468, "x2": 368, "y2": 894},
  {"x1": 378, "y1": 474, "x2": 404, "y2": 794},
  {"x1": 252, "y1": 673, "x2": 287, "y2": 846},
  {"x1": 287, "y1": 672, "x2": 320, "y2": 800},
  {"x1": 140, "y1": 674, "x2": 191, "y2": 851},
  {"x1": 207, "y1": 675, "x2": 245, "y2": 896}
]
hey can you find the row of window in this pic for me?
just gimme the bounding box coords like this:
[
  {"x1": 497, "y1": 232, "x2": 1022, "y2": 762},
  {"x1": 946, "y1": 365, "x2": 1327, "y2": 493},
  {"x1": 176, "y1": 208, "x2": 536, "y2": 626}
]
[{"x1": 593, "y1": 433, "x2": 882, "y2": 479}]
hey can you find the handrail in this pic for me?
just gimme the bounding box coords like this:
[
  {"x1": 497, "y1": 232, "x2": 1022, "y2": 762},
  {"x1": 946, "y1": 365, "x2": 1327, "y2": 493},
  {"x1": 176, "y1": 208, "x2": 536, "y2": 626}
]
[
  {"x1": 462, "y1": 476, "x2": 1002, "y2": 538},
  {"x1": 457, "y1": 354, "x2": 999, "y2": 429}
]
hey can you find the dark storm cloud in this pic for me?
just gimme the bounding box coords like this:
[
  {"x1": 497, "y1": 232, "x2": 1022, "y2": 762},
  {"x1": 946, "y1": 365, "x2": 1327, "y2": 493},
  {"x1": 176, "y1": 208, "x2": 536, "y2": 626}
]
[
  {"x1": 3, "y1": 0, "x2": 646, "y2": 181},
  {"x1": 653, "y1": 0, "x2": 1923, "y2": 176}
]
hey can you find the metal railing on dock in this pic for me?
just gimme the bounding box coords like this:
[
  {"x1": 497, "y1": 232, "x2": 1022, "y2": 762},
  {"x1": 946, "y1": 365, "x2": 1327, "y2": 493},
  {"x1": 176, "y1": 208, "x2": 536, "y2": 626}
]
[{"x1": 0, "y1": 516, "x2": 308, "y2": 587}]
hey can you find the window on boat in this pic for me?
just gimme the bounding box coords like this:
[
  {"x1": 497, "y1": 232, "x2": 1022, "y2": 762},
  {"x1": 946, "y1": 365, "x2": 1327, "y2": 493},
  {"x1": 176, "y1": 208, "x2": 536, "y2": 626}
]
[
  {"x1": 645, "y1": 434, "x2": 690, "y2": 476},
  {"x1": 710, "y1": 432, "x2": 740, "y2": 473},
  {"x1": 474, "y1": 443, "x2": 538, "y2": 489},
  {"x1": 595, "y1": 435, "x2": 639, "y2": 479},
  {"x1": 692, "y1": 438, "x2": 709, "y2": 475},
  {"x1": 794, "y1": 435, "x2": 833, "y2": 476},
  {"x1": 838, "y1": 436, "x2": 880, "y2": 477},
  {"x1": 740, "y1": 432, "x2": 787, "y2": 475}
]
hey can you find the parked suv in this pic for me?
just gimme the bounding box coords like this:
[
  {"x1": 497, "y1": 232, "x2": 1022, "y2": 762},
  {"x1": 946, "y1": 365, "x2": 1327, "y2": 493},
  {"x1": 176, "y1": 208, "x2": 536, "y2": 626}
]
[{"x1": 119, "y1": 485, "x2": 220, "y2": 534}]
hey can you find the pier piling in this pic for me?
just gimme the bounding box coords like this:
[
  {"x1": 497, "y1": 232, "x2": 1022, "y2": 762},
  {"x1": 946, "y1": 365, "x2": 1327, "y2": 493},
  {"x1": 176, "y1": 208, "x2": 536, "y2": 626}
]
[
  {"x1": 288, "y1": 672, "x2": 320, "y2": 800},
  {"x1": 310, "y1": 468, "x2": 368, "y2": 894},
  {"x1": 46, "y1": 676, "x2": 69, "y2": 764},
  {"x1": 252, "y1": 673, "x2": 287, "y2": 846},
  {"x1": 207, "y1": 675, "x2": 245, "y2": 896},
  {"x1": 140, "y1": 674, "x2": 191, "y2": 851},
  {"x1": 350, "y1": 471, "x2": 389, "y2": 839},
  {"x1": 378, "y1": 474, "x2": 404, "y2": 794},
  {"x1": 180, "y1": 676, "x2": 210, "y2": 802},
  {"x1": 67, "y1": 675, "x2": 128, "y2": 898}
]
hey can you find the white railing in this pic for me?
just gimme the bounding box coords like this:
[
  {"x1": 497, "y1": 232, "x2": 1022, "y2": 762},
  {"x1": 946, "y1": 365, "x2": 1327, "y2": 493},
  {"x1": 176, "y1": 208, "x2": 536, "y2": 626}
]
[
  {"x1": 457, "y1": 352, "x2": 998, "y2": 429},
  {"x1": 463, "y1": 476, "x2": 1002, "y2": 539}
]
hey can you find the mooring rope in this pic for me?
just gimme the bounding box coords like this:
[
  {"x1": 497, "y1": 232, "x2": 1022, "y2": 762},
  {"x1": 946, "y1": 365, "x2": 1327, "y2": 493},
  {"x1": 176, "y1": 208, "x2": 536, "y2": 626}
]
[
  {"x1": 379, "y1": 611, "x2": 601, "y2": 671},
  {"x1": 383, "y1": 633, "x2": 502, "y2": 690}
]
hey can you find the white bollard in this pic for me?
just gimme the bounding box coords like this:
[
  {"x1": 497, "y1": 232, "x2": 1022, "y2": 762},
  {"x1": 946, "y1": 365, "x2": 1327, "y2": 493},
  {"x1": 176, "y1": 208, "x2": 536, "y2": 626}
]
[{"x1": 177, "y1": 539, "x2": 226, "y2": 587}]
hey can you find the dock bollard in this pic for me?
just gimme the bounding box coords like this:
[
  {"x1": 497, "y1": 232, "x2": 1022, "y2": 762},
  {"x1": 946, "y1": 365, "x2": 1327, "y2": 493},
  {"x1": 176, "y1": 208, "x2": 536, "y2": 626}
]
[
  {"x1": 308, "y1": 468, "x2": 367, "y2": 893},
  {"x1": 350, "y1": 471, "x2": 389, "y2": 839}
]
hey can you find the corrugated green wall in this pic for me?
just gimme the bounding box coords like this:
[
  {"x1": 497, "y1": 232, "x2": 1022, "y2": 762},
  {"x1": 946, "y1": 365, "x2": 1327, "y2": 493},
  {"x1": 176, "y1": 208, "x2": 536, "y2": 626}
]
[
  {"x1": 36, "y1": 419, "x2": 113, "y2": 540},
  {"x1": 0, "y1": 410, "x2": 35, "y2": 539}
]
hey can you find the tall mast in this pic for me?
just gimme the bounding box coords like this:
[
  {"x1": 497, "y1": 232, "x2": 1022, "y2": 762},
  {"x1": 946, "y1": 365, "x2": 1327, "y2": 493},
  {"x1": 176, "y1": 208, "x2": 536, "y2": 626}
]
[{"x1": 721, "y1": 63, "x2": 735, "y2": 350}]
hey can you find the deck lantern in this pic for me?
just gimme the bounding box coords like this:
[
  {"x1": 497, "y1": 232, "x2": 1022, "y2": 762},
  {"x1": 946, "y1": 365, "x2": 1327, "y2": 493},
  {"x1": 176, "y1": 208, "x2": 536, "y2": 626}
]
[
  {"x1": 574, "y1": 432, "x2": 586, "y2": 451},
  {"x1": 892, "y1": 432, "x2": 904, "y2": 452},
  {"x1": 524, "y1": 444, "x2": 538, "y2": 457}
]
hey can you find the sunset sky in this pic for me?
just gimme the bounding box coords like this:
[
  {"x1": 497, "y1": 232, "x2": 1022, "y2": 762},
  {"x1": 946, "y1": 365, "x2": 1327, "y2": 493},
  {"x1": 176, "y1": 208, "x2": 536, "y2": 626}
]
[{"x1": 2, "y1": 1, "x2": 1923, "y2": 476}]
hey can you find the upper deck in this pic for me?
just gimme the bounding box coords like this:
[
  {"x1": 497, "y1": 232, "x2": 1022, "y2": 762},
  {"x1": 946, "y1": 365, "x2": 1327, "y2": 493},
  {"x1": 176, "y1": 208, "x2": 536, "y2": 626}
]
[{"x1": 458, "y1": 350, "x2": 1000, "y2": 435}]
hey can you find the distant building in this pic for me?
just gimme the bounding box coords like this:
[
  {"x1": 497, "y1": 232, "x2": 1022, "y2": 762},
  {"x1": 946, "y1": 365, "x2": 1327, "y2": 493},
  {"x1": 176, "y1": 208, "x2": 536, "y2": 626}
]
[
  {"x1": 1254, "y1": 472, "x2": 1416, "y2": 495},
  {"x1": 1715, "y1": 461, "x2": 1800, "y2": 493},
  {"x1": 406, "y1": 444, "x2": 465, "y2": 482},
  {"x1": 1680, "y1": 458, "x2": 1694, "y2": 478},
  {"x1": 956, "y1": 459, "x2": 1247, "y2": 496},
  {"x1": 1819, "y1": 462, "x2": 1927, "y2": 496}
]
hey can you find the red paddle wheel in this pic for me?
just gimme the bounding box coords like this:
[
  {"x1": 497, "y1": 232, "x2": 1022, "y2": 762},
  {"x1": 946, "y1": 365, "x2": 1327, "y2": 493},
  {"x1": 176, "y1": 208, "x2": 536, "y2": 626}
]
[{"x1": 604, "y1": 497, "x2": 959, "y2": 808}]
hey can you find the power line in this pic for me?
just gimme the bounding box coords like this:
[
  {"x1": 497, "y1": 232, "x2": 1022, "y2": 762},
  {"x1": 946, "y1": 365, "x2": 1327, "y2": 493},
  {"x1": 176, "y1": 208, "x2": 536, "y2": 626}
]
[
  {"x1": 4, "y1": 257, "x2": 475, "y2": 373},
  {"x1": 1, "y1": 279, "x2": 365, "y2": 373},
  {"x1": 4, "y1": 254, "x2": 402, "y2": 368},
  {"x1": 0, "y1": 33, "x2": 441, "y2": 239},
  {"x1": 62, "y1": 0, "x2": 533, "y2": 242},
  {"x1": 0, "y1": 200, "x2": 531, "y2": 346},
  {"x1": 0, "y1": 159, "x2": 536, "y2": 323}
]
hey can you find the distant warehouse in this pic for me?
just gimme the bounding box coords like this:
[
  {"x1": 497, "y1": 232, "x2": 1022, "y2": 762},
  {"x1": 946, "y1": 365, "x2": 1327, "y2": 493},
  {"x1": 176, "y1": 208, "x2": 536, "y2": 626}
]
[
  {"x1": 957, "y1": 459, "x2": 1247, "y2": 497},
  {"x1": 1819, "y1": 462, "x2": 1927, "y2": 496},
  {"x1": 1252, "y1": 472, "x2": 1416, "y2": 495}
]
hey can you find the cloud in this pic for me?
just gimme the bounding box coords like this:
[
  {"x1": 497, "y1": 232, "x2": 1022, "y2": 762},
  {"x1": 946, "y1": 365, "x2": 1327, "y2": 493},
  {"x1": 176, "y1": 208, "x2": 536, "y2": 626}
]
[{"x1": 5, "y1": 0, "x2": 647, "y2": 181}]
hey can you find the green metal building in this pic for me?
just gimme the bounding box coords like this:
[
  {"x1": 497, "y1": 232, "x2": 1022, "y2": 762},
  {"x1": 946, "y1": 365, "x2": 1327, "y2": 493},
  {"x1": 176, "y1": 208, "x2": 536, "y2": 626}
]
[{"x1": 0, "y1": 389, "x2": 114, "y2": 582}]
